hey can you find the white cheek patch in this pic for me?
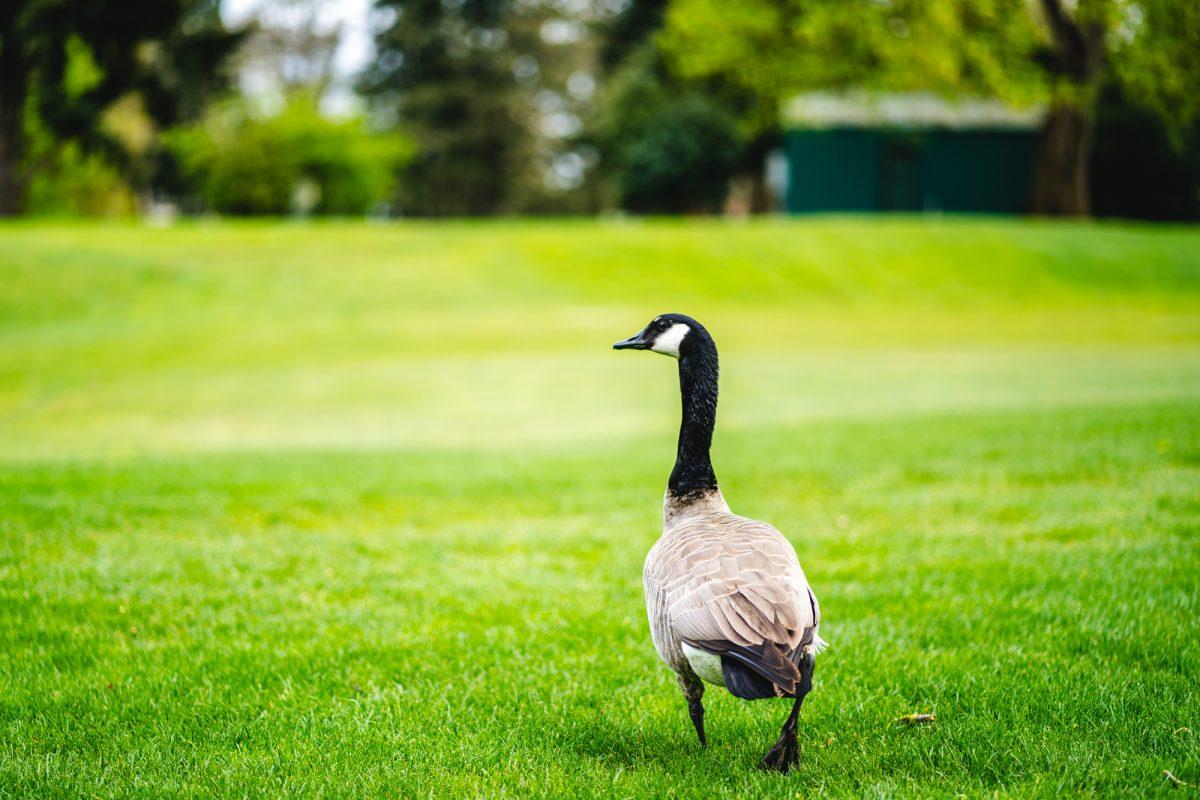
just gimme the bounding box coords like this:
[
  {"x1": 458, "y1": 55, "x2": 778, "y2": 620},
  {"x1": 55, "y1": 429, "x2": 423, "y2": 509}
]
[{"x1": 651, "y1": 323, "x2": 690, "y2": 357}]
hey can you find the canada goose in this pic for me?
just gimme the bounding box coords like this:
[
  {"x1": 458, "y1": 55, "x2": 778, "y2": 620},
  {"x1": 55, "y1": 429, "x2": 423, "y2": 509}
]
[{"x1": 614, "y1": 313, "x2": 823, "y2": 773}]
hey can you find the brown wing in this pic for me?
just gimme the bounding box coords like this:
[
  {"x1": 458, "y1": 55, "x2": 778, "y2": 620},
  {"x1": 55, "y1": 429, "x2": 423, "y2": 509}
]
[{"x1": 649, "y1": 514, "x2": 818, "y2": 692}]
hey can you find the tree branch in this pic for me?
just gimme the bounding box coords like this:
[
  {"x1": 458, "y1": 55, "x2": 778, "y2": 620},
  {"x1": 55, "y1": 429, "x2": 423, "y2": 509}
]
[
  {"x1": 1038, "y1": 0, "x2": 1088, "y2": 74},
  {"x1": 1038, "y1": 0, "x2": 1104, "y2": 80}
]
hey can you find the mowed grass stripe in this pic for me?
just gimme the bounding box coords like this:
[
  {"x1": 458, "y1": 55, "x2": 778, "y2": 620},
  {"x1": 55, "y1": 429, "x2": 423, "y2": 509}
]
[
  {"x1": 0, "y1": 219, "x2": 1197, "y2": 797},
  {"x1": 2, "y1": 399, "x2": 1197, "y2": 797}
]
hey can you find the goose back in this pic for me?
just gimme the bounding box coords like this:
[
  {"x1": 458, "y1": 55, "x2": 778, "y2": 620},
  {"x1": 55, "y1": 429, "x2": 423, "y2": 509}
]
[{"x1": 644, "y1": 490, "x2": 820, "y2": 691}]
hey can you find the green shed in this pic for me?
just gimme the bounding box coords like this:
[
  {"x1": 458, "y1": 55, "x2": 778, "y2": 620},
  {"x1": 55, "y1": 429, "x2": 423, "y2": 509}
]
[{"x1": 781, "y1": 92, "x2": 1045, "y2": 214}]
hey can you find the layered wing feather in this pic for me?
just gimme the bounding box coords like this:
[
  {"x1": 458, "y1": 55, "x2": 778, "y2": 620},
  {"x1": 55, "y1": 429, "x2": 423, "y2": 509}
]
[{"x1": 645, "y1": 512, "x2": 819, "y2": 695}]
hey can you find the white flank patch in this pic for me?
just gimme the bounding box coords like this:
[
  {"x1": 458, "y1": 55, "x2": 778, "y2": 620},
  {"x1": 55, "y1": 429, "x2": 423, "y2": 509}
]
[
  {"x1": 651, "y1": 323, "x2": 690, "y2": 357},
  {"x1": 682, "y1": 643, "x2": 726, "y2": 687}
]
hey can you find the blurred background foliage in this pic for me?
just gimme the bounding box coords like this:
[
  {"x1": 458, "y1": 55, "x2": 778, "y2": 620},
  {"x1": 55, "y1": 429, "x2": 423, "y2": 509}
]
[
  {"x1": 164, "y1": 96, "x2": 411, "y2": 215},
  {"x1": 1, "y1": 0, "x2": 243, "y2": 215},
  {"x1": 0, "y1": 0, "x2": 1197, "y2": 219}
]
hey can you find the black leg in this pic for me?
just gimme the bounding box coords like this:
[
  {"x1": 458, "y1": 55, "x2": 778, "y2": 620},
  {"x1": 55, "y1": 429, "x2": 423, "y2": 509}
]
[
  {"x1": 688, "y1": 696, "x2": 706, "y2": 748},
  {"x1": 760, "y1": 651, "x2": 815, "y2": 774},
  {"x1": 678, "y1": 671, "x2": 707, "y2": 748}
]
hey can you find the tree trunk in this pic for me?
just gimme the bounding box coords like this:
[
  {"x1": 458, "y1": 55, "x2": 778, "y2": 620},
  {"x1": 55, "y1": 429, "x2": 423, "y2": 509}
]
[
  {"x1": 744, "y1": 133, "x2": 777, "y2": 214},
  {"x1": 1031, "y1": 100, "x2": 1094, "y2": 216},
  {"x1": 1029, "y1": 0, "x2": 1104, "y2": 217},
  {"x1": 0, "y1": 40, "x2": 27, "y2": 217}
]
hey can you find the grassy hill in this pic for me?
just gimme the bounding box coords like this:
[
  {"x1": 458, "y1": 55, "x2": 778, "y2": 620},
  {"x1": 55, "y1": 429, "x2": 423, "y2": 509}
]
[{"x1": 1, "y1": 218, "x2": 1198, "y2": 797}]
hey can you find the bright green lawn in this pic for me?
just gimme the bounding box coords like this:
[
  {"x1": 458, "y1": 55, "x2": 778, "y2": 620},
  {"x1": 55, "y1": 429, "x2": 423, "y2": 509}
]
[{"x1": 1, "y1": 218, "x2": 1198, "y2": 798}]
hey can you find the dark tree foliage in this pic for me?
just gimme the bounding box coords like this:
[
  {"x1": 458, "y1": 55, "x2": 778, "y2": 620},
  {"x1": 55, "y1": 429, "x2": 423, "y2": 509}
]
[
  {"x1": 1028, "y1": 0, "x2": 1104, "y2": 216},
  {"x1": 588, "y1": 0, "x2": 745, "y2": 215},
  {"x1": 661, "y1": 0, "x2": 1199, "y2": 219},
  {"x1": 139, "y1": 2, "x2": 245, "y2": 126},
  {"x1": 1090, "y1": 83, "x2": 1200, "y2": 221},
  {"x1": 598, "y1": 0, "x2": 667, "y2": 74},
  {"x1": 592, "y1": 0, "x2": 781, "y2": 214},
  {"x1": 362, "y1": 0, "x2": 532, "y2": 216},
  {"x1": 615, "y1": 93, "x2": 741, "y2": 214},
  {"x1": 0, "y1": 0, "x2": 242, "y2": 215}
]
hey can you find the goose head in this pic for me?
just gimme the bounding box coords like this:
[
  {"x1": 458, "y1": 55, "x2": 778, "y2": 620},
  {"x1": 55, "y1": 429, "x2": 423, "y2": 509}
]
[{"x1": 613, "y1": 313, "x2": 703, "y2": 359}]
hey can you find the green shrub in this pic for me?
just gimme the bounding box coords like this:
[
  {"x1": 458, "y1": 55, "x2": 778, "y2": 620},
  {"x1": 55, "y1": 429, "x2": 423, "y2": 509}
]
[
  {"x1": 615, "y1": 94, "x2": 742, "y2": 214},
  {"x1": 26, "y1": 142, "x2": 137, "y2": 217},
  {"x1": 594, "y1": 50, "x2": 743, "y2": 214},
  {"x1": 166, "y1": 99, "x2": 412, "y2": 216}
]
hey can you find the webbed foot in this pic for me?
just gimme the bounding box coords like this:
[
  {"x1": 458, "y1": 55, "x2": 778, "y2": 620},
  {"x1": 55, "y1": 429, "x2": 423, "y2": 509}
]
[{"x1": 758, "y1": 728, "x2": 799, "y2": 773}]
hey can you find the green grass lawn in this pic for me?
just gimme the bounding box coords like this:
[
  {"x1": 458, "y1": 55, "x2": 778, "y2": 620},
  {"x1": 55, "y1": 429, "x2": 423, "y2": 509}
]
[{"x1": 1, "y1": 217, "x2": 1198, "y2": 798}]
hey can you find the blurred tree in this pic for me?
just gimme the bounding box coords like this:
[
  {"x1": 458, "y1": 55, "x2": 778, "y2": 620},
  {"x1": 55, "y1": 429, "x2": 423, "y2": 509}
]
[
  {"x1": 0, "y1": 0, "x2": 243, "y2": 215},
  {"x1": 362, "y1": 0, "x2": 611, "y2": 216},
  {"x1": 658, "y1": 0, "x2": 1044, "y2": 213},
  {"x1": 361, "y1": 0, "x2": 531, "y2": 215},
  {"x1": 592, "y1": 45, "x2": 742, "y2": 213},
  {"x1": 25, "y1": 142, "x2": 137, "y2": 216},
  {"x1": 1028, "y1": 0, "x2": 1105, "y2": 215},
  {"x1": 1108, "y1": 0, "x2": 1200, "y2": 150},
  {"x1": 590, "y1": 0, "x2": 759, "y2": 213},
  {"x1": 502, "y1": 2, "x2": 605, "y2": 213},
  {"x1": 659, "y1": 0, "x2": 1199, "y2": 217},
  {"x1": 1090, "y1": 80, "x2": 1200, "y2": 220},
  {"x1": 617, "y1": 93, "x2": 741, "y2": 214},
  {"x1": 598, "y1": 0, "x2": 667, "y2": 74},
  {"x1": 165, "y1": 95, "x2": 412, "y2": 215},
  {"x1": 1030, "y1": 0, "x2": 1195, "y2": 216},
  {"x1": 661, "y1": 0, "x2": 1044, "y2": 136},
  {"x1": 228, "y1": 0, "x2": 346, "y2": 113}
]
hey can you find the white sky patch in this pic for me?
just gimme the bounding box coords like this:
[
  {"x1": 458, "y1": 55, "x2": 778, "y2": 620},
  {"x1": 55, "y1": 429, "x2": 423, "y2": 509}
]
[
  {"x1": 221, "y1": 0, "x2": 376, "y2": 115},
  {"x1": 566, "y1": 71, "x2": 595, "y2": 101},
  {"x1": 541, "y1": 111, "x2": 581, "y2": 139},
  {"x1": 512, "y1": 54, "x2": 540, "y2": 82},
  {"x1": 547, "y1": 151, "x2": 585, "y2": 190},
  {"x1": 539, "y1": 18, "x2": 585, "y2": 45}
]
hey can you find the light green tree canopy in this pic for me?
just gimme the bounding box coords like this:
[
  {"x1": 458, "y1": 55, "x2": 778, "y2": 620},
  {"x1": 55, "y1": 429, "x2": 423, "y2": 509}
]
[
  {"x1": 660, "y1": 0, "x2": 1198, "y2": 142},
  {"x1": 660, "y1": 0, "x2": 1047, "y2": 134},
  {"x1": 1111, "y1": 0, "x2": 1200, "y2": 146}
]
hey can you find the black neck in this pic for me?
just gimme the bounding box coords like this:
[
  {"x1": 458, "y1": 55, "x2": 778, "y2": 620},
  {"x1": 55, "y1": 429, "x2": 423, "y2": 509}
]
[{"x1": 668, "y1": 335, "x2": 719, "y2": 500}]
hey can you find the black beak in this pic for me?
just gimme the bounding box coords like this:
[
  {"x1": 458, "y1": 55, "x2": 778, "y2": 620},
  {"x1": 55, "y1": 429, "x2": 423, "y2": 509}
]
[{"x1": 613, "y1": 330, "x2": 650, "y2": 350}]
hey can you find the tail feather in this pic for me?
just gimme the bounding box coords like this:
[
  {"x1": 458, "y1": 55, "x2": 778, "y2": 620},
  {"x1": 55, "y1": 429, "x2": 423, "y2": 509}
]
[
  {"x1": 688, "y1": 638, "x2": 802, "y2": 696},
  {"x1": 721, "y1": 658, "x2": 778, "y2": 699}
]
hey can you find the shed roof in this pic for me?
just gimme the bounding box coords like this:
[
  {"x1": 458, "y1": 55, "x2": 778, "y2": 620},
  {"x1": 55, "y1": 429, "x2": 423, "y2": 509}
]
[{"x1": 783, "y1": 91, "x2": 1045, "y2": 131}]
